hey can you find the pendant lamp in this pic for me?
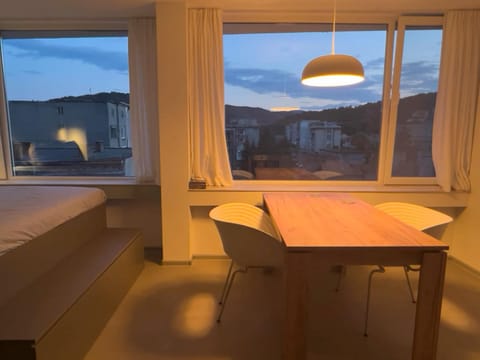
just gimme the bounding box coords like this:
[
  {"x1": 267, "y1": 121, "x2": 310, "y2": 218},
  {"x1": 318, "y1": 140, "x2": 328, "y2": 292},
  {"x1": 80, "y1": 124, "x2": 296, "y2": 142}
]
[{"x1": 301, "y1": 0, "x2": 364, "y2": 87}]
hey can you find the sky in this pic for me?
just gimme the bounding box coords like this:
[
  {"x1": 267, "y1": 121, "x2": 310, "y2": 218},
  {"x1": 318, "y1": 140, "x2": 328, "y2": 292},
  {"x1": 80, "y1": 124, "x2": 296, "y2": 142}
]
[
  {"x1": 2, "y1": 36, "x2": 129, "y2": 101},
  {"x1": 1, "y1": 28, "x2": 442, "y2": 111}
]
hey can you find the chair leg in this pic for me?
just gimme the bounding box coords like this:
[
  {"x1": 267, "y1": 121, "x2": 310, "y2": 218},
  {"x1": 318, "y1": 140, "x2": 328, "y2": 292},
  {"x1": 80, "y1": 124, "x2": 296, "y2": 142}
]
[
  {"x1": 364, "y1": 265, "x2": 385, "y2": 337},
  {"x1": 403, "y1": 265, "x2": 420, "y2": 304},
  {"x1": 219, "y1": 260, "x2": 234, "y2": 305},
  {"x1": 217, "y1": 266, "x2": 247, "y2": 323}
]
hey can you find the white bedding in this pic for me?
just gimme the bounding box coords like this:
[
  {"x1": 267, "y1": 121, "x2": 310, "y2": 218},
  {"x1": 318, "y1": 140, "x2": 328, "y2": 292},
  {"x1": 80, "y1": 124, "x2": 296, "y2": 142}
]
[{"x1": 0, "y1": 186, "x2": 106, "y2": 256}]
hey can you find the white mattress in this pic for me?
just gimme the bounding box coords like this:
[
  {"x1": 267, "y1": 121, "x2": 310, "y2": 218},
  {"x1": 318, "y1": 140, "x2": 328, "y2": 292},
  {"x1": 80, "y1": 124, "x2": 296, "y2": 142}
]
[{"x1": 0, "y1": 186, "x2": 106, "y2": 256}]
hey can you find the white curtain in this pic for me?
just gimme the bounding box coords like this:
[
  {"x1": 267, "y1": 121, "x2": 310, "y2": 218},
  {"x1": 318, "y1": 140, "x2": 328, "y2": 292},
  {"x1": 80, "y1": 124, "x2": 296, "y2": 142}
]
[
  {"x1": 128, "y1": 18, "x2": 160, "y2": 184},
  {"x1": 188, "y1": 8, "x2": 233, "y2": 186},
  {"x1": 432, "y1": 10, "x2": 480, "y2": 192}
]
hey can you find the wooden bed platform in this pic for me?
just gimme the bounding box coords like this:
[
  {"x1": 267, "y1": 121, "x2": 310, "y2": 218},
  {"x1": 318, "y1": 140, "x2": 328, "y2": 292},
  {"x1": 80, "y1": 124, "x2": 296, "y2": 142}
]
[
  {"x1": 0, "y1": 228, "x2": 144, "y2": 360},
  {"x1": 0, "y1": 188, "x2": 144, "y2": 360}
]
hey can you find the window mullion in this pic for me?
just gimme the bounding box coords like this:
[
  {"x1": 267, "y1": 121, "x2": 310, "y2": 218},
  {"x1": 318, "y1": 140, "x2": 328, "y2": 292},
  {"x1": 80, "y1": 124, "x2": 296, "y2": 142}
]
[
  {"x1": 376, "y1": 20, "x2": 396, "y2": 186},
  {"x1": 0, "y1": 38, "x2": 11, "y2": 179},
  {"x1": 383, "y1": 19, "x2": 406, "y2": 184}
]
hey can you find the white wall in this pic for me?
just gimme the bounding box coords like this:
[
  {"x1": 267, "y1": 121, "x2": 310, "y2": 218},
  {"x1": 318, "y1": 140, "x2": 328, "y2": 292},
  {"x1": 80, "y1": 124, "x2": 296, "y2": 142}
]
[
  {"x1": 156, "y1": 1, "x2": 192, "y2": 263},
  {"x1": 106, "y1": 197, "x2": 161, "y2": 247},
  {"x1": 447, "y1": 106, "x2": 480, "y2": 271}
]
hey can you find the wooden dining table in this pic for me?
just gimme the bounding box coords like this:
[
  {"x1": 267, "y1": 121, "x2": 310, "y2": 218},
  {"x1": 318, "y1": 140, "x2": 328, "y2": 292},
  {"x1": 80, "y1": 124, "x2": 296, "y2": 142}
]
[{"x1": 263, "y1": 192, "x2": 449, "y2": 360}]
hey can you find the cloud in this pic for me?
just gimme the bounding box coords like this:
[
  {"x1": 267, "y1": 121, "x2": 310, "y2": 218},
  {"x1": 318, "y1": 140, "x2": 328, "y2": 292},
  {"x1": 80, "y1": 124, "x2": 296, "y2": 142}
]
[
  {"x1": 225, "y1": 65, "x2": 382, "y2": 106},
  {"x1": 225, "y1": 58, "x2": 439, "y2": 108},
  {"x1": 400, "y1": 61, "x2": 439, "y2": 94},
  {"x1": 5, "y1": 39, "x2": 128, "y2": 73}
]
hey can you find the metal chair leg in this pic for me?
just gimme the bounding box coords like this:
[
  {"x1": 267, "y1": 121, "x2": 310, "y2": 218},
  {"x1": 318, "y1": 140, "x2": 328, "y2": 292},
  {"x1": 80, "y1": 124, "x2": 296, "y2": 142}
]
[
  {"x1": 219, "y1": 260, "x2": 234, "y2": 305},
  {"x1": 403, "y1": 265, "x2": 420, "y2": 304},
  {"x1": 364, "y1": 265, "x2": 385, "y2": 337},
  {"x1": 217, "y1": 266, "x2": 247, "y2": 323}
]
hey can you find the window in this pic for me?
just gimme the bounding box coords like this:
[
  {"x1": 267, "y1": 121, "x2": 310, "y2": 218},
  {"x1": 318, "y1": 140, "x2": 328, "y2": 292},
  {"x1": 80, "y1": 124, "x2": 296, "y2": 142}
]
[
  {"x1": 224, "y1": 23, "x2": 387, "y2": 181},
  {"x1": 386, "y1": 18, "x2": 443, "y2": 183},
  {"x1": 223, "y1": 18, "x2": 442, "y2": 183},
  {"x1": 0, "y1": 31, "x2": 133, "y2": 177}
]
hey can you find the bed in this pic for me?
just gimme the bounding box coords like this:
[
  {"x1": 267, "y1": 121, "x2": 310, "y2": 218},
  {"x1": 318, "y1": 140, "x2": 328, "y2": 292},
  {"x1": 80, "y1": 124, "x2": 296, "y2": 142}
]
[
  {"x1": 0, "y1": 185, "x2": 144, "y2": 360},
  {"x1": 0, "y1": 186, "x2": 107, "y2": 306}
]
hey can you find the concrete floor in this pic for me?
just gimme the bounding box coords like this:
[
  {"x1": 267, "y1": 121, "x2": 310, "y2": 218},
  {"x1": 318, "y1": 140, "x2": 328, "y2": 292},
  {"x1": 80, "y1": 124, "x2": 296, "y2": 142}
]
[{"x1": 85, "y1": 254, "x2": 480, "y2": 360}]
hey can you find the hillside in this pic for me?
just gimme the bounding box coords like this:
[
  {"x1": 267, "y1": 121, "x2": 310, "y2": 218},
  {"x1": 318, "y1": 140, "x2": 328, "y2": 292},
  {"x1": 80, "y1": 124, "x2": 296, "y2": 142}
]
[
  {"x1": 48, "y1": 91, "x2": 129, "y2": 104},
  {"x1": 225, "y1": 92, "x2": 436, "y2": 136}
]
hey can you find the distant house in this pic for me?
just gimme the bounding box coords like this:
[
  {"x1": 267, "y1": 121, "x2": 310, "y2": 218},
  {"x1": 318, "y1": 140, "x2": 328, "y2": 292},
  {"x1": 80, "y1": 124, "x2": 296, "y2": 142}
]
[
  {"x1": 225, "y1": 118, "x2": 260, "y2": 162},
  {"x1": 286, "y1": 120, "x2": 342, "y2": 151},
  {"x1": 310, "y1": 121, "x2": 342, "y2": 151}
]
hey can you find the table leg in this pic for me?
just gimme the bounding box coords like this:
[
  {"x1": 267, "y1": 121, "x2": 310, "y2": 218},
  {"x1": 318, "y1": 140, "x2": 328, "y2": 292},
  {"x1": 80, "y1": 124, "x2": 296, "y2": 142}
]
[
  {"x1": 412, "y1": 251, "x2": 447, "y2": 360},
  {"x1": 283, "y1": 252, "x2": 308, "y2": 360}
]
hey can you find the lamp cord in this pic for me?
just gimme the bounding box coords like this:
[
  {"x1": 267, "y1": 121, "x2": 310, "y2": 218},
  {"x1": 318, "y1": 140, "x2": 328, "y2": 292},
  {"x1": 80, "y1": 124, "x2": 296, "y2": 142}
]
[{"x1": 331, "y1": 0, "x2": 336, "y2": 54}]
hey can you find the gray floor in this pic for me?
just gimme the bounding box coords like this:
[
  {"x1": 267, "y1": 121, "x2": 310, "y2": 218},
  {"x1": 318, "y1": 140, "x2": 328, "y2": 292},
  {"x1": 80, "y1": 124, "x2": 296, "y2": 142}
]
[{"x1": 85, "y1": 254, "x2": 480, "y2": 360}]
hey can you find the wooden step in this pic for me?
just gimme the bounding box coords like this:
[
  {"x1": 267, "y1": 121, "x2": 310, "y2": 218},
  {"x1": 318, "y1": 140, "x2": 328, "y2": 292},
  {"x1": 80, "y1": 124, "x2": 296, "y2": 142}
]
[{"x1": 0, "y1": 228, "x2": 144, "y2": 360}]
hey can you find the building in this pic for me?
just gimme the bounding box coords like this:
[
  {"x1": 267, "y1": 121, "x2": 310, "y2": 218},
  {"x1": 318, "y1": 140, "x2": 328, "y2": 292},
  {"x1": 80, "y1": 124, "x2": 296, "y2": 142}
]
[
  {"x1": 286, "y1": 119, "x2": 342, "y2": 151},
  {"x1": 8, "y1": 100, "x2": 132, "y2": 175},
  {"x1": 225, "y1": 118, "x2": 260, "y2": 166}
]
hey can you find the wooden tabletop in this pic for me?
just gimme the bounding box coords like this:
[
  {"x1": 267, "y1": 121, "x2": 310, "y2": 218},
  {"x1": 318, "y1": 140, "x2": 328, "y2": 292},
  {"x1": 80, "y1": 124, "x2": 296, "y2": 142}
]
[{"x1": 263, "y1": 192, "x2": 449, "y2": 251}]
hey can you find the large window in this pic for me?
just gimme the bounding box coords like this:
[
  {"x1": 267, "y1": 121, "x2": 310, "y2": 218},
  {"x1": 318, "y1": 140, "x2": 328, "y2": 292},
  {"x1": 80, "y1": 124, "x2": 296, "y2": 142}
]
[
  {"x1": 224, "y1": 18, "x2": 443, "y2": 183},
  {"x1": 0, "y1": 31, "x2": 132, "y2": 177}
]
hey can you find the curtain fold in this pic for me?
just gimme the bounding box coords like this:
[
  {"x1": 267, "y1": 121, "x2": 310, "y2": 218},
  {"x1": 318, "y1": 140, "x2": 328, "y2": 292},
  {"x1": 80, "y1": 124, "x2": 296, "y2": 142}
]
[
  {"x1": 432, "y1": 10, "x2": 480, "y2": 192},
  {"x1": 188, "y1": 8, "x2": 233, "y2": 186},
  {"x1": 128, "y1": 18, "x2": 160, "y2": 184}
]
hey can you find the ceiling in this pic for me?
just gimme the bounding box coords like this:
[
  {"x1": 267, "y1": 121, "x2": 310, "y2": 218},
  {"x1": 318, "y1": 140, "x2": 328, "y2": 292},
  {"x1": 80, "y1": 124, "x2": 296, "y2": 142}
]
[{"x1": 0, "y1": 0, "x2": 478, "y2": 20}]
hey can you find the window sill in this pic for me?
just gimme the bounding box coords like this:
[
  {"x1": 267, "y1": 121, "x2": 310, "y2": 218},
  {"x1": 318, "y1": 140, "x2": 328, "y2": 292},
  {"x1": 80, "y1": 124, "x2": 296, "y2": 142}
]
[
  {"x1": 194, "y1": 181, "x2": 445, "y2": 192},
  {"x1": 188, "y1": 181, "x2": 469, "y2": 208}
]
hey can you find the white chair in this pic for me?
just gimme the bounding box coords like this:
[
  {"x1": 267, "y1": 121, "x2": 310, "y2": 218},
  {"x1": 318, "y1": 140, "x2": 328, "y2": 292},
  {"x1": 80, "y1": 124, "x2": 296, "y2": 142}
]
[
  {"x1": 209, "y1": 202, "x2": 284, "y2": 322},
  {"x1": 363, "y1": 202, "x2": 453, "y2": 336},
  {"x1": 313, "y1": 170, "x2": 343, "y2": 180},
  {"x1": 231, "y1": 169, "x2": 255, "y2": 180}
]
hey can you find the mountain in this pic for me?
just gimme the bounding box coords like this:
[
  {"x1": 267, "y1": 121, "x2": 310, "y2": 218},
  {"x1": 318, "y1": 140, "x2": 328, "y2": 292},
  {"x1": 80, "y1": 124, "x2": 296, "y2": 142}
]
[
  {"x1": 48, "y1": 91, "x2": 129, "y2": 104},
  {"x1": 225, "y1": 104, "x2": 297, "y2": 126},
  {"x1": 225, "y1": 92, "x2": 436, "y2": 136}
]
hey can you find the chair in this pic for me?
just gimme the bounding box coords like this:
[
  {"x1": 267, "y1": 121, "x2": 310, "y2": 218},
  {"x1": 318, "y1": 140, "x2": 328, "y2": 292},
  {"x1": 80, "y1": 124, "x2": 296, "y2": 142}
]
[
  {"x1": 209, "y1": 202, "x2": 284, "y2": 322},
  {"x1": 231, "y1": 169, "x2": 255, "y2": 180},
  {"x1": 313, "y1": 170, "x2": 343, "y2": 180},
  {"x1": 363, "y1": 202, "x2": 453, "y2": 336}
]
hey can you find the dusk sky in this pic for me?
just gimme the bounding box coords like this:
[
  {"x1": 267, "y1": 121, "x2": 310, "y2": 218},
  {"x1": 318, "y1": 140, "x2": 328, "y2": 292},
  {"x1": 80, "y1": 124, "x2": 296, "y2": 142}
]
[
  {"x1": 1, "y1": 28, "x2": 441, "y2": 111},
  {"x1": 2, "y1": 36, "x2": 129, "y2": 101}
]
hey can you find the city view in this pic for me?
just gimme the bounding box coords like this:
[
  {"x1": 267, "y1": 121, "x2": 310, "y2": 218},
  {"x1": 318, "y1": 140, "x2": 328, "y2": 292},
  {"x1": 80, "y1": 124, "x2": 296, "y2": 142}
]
[
  {"x1": 225, "y1": 92, "x2": 435, "y2": 180},
  {"x1": 5, "y1": 89, "x2": 434, "y2": 180}
]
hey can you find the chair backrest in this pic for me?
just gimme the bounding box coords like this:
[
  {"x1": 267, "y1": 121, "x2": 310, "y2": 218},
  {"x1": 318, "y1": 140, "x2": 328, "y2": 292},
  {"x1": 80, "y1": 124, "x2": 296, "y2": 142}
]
[
  {"x1": 209, "y1": 203, "x2": 284, "y2": 268},
  {"x1": 374, "y1": 202, "x2": 453, "y2": 233},
  {"x1": 232, "y1": 169, "x2": 255, "y2": 180},
  {"x1": 313, "y1": 170, "x2": 343, "y2": 180}
]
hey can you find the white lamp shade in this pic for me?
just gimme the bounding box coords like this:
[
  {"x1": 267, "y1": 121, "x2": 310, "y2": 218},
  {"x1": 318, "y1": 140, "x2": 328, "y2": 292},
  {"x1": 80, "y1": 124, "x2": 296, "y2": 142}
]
[{"x1": 301, "y1": 54, "x2": 365, "y2": 87}]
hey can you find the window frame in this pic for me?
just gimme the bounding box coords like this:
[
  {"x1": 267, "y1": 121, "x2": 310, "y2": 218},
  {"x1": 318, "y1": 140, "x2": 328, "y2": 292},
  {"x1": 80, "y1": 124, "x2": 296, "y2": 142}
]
[
  {"x1": 383, "y1": 16, "x2": 443, "y2": 185},
  {"x1": 0, "y1": 21, "x2": 134, "y2": 182},
  {"x1": 222, "y1": 12, "x2": 443, "y2": 187},
  {"x1": 223, "y1": 13, "x2": 395, "y2": 186}
]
